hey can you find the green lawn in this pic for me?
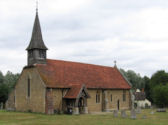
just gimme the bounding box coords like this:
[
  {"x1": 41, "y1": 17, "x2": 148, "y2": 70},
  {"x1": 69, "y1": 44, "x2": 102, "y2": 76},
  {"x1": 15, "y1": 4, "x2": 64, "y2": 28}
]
[{"x1": 0, "y1": 109, "x2": 167, "y2": 125}]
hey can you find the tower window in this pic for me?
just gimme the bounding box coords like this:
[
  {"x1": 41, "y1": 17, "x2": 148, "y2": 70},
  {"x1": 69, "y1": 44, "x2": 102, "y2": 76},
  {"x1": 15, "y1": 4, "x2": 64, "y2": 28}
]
[
  {"x1": 28, "y1": 50, "x2": 33, "y2": 58},
  {"x1": 28, "y1": 78, "x2": 30, "y2": 97},
  {"x1": 123, "y1": 90, "x2": 126, "y2": 102},
  {"x1": 39, "y1": 50, "x2": 45, "y2": 58}
]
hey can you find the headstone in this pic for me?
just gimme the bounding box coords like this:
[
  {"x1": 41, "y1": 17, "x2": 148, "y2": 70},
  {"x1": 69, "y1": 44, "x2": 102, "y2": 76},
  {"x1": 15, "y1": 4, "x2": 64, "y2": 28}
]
[
  {"x1": 121, "y1": 110, "x2": 127, "y2": 118},
  {"x1": 113, "y1": 110, "x2": 118, "y2": 117},
  {"x1": 136, "y1": 106, "x2": 141, "y2": 114},
  {"x1": 130, "y1": 109, "x2": 136, "y2": 119},
  {"x1": 157, "y1": 108, "x2": 166, "y2": 112},
  {"x1": 150, "y1": 111, "x2": 154, "y2": 115}
]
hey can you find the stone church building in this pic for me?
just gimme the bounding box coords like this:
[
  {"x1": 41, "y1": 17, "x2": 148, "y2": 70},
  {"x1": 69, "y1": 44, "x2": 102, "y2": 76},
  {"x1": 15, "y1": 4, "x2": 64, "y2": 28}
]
[{"x1": 6, "y1": 11, "x2": 131, "y2": 114}]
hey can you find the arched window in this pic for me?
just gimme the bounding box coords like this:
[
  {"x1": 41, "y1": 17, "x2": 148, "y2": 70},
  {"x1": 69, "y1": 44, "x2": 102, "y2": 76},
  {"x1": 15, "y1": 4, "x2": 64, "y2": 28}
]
[
  {"x1": 110, "y1": 94, "x2": 112, "y2": 102},
  {"x1": 96, "y1": 91, "x2": 100, "y2": 103},
  {"x1": 28, "y1": 77, "x2": 30, "y2": 97},
  {"x1": 123, "y1": 90, "x2": 126, "y2": 101}
]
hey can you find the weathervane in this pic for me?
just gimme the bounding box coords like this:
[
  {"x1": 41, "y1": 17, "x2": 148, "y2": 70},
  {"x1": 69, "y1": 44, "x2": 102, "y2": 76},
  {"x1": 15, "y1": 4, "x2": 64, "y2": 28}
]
[{"x1": 114, "y1": 60, "x2": 117, "y2": 67}]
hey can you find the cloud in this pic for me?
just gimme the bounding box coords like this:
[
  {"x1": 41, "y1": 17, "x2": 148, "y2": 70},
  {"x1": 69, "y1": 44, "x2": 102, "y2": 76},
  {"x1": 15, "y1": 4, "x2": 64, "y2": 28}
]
[{"x1": 0, "y1": 0, "x2": 168, "y2": 77}]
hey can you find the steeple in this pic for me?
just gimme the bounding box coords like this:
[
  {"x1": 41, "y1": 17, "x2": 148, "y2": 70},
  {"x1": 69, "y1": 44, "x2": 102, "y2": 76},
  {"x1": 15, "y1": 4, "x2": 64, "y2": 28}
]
[{"x1": 26, "y1": 10, "x2": 48, "y2": 66}]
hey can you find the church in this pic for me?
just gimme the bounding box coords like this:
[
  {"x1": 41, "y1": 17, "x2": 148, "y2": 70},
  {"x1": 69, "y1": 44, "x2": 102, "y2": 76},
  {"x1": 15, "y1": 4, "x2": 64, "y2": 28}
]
[{"x1": 6, "y1": 10, "x2": 132, "y2": 114}]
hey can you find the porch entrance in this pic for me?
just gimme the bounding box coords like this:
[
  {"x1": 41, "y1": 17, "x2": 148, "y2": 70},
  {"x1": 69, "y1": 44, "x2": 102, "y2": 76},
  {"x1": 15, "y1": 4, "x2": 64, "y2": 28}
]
[{"x1": 64, "y1": 84, "x2": 90, "y2": 114}]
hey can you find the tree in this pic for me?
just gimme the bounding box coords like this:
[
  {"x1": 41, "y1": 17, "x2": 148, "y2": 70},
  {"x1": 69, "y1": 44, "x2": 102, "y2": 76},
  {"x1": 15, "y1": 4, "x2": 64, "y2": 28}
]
[
  {"x1": 120, "y1": 69, "x2": 145, "y2": 89},
  {"x1": 0, "y1": 70, "x2": 20, "y2": 105},
  {"x1": 143, "y1": 76, "x2": 152, "y2": 101},
  {"x1": 150, "y1": 70, "x2": 168, "y2": 87},
  {"x1": 0, "y1": 71, "x2": 4, "y2": 84},
  {"x1": 152, "y1": 84, "x2": 168, "y2": 108},
  {"x1": 0, "y1": 83, "x2": 9, "y2": 105},
  {"x1": 150, "y1": 70, "x2": 168, "y2": 106}
]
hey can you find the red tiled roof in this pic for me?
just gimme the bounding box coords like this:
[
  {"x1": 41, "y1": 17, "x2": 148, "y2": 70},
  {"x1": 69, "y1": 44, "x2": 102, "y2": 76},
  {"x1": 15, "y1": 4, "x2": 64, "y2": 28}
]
[
  {"x1": 36, "y1": 59, "x2": 131, "y2": 89},
  {"x1": 64, "y1": 84, "x2": 82, "y2": 99},
  {"x1": 64, "y1": 84, "x2": 90, "y2": 99}
]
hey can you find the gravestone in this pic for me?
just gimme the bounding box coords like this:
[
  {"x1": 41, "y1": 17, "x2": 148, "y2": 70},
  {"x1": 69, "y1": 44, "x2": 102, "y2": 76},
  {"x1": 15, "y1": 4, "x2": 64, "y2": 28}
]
[
  {"x1": 136, "y1": 106, "x2": 141, "y2": 114},
  {"x1": 157, "y1": 108, "x2": 166, "y2": 112},
  {"x1": 121, "y1": 110, "x2": 127, "y2": 118},
  {"x1": 113, "y1": 110, "x2": 118, "y2": 117},
  {"x1": 130, "y1": 109, "x2": 136, "y2": 119},
  {"x1": 150, "y1": 111, "x2": 154, "y2": 115}
]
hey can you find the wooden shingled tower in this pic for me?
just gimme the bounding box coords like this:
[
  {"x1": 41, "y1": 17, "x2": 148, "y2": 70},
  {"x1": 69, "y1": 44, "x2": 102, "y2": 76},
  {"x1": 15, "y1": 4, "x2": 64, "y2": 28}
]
[{"x1": 26, "y1": 8, "x2": 48, "y2": 66}]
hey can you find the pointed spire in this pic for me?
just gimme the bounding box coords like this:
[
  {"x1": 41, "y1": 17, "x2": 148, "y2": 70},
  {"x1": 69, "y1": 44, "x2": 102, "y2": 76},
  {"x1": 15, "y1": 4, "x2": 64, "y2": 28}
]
[{"x1": 26, "y1": 9, "x2": 48, "y2": 50}]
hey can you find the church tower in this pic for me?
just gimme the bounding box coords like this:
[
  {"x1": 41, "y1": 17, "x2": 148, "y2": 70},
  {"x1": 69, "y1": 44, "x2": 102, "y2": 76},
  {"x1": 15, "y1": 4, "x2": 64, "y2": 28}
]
[{"x1": 26, "y1": 10, "x2": 48, "y2": 66}]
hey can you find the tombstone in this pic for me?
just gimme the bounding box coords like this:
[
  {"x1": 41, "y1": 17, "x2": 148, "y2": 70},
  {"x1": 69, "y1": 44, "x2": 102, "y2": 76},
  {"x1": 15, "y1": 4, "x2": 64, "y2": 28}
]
[
  {"x1": 157, "y1": 108, "x2": 166, "y2": 112},
  {"x1": 150, "y1": 111, "x2": 154, "y2": 115},
  {"x1": 113, "y1": 110, "x2": 118, "y2": 117},
  {"x1": 136, "y1": 106, "x2": 141, "y2": 114},
  {"x1": 121, "y1": 110, "x2": 127, "y2": 118},
  {"x1": 130, "y1": 109, "x2": 136, "y2": 119}
]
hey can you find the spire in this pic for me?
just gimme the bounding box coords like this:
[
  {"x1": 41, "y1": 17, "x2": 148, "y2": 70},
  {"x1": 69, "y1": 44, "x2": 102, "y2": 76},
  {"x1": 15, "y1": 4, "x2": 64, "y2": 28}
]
[{"x1": 26, "y1": 10, "x2": 48, "y2": 50}]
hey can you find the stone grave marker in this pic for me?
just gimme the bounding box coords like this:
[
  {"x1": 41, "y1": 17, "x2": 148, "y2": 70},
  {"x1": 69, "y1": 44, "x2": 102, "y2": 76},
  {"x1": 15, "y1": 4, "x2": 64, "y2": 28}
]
[
  {"x1": 113, "y1": 110, "x2": 118, "y2": 117},
  {"x1": 136, "y1": 106, "x2": 141, "y2": 114},
  {"x1": 150, "y1": 111, "x2": 154, "y2": 115},
  {"x1": 130, "y1": 109, "x2": 136, "y2": 119},
  {"x1": 121, "y1": 110, "x2": 127, "y2": 118}
]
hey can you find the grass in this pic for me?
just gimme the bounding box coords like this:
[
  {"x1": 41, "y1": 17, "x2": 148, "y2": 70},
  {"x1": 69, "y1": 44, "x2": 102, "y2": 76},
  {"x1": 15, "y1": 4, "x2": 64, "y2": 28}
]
[{"x1": 0, "y1": 109, "x2": 168, "y2": 125}]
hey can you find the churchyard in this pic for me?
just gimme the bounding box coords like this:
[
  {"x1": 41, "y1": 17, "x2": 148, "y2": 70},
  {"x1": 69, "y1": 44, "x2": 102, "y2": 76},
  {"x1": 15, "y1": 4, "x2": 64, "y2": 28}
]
[{"x1": 0, "y1": 109, "x2": 167, "y2": 125}]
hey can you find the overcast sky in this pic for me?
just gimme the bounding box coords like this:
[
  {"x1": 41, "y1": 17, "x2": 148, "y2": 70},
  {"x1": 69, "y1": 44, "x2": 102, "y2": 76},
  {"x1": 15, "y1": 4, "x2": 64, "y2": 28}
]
[{"x1": 1, "y1": 0, "x2": 168, "y2": 77}]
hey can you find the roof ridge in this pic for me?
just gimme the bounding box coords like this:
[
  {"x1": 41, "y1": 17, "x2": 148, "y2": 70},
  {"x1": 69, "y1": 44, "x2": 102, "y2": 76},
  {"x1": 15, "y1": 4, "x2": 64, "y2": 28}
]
[{"x1": 46, "y1": 58, "x2": 115, "y2": 69}]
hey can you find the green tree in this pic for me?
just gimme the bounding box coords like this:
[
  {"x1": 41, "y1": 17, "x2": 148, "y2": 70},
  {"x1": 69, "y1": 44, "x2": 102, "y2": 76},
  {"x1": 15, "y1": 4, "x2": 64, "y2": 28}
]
[
  {"x1": 143, "y1": 76, "x2": 152, "y2": 101},
  {"x1": 0, "y1": 71, "x2": 4, "y2": 84},
  {"x1": 152, "y1": 84, "x2": 168, "y2": 108},
  {"x1": 150, "y1": 70, "x2": 168, "y2": 106},
  {"x1": 120, "y1": 69, "x2": 145, "y2": 89},
  {"x1": 0, "y1": 70, "x2": 20, "y2": 105},
  {"x1": 150, "y1": 70, "x2": 168, "y2": 87},
  {"x1": 0, "y1": 83, "x2": 9, "y2": 105}
]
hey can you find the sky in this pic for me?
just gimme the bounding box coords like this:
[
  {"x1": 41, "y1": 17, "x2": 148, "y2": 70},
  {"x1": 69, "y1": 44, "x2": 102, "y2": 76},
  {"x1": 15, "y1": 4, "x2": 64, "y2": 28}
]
[{"x1": 1, "y1": 0, "x2": 168, "y2": 77}]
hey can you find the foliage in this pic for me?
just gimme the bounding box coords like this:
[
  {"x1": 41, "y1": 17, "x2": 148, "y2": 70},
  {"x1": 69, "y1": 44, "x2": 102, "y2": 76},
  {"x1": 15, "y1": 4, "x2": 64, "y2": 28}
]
[
  {"x1": 0, "y1": 71, "x2": 19, "y2": 104},
  {"x1": 150, "y1": 70, "x2": 168, "y2": 87},
  {"x1": 144, "y1": 76, "x2": 151, "y2": 101},
  {"x1": 152, "y1": 84, "x2": 168, "y2": 108},
  {"x1": 120, "y1": 69, "x2": 145, "y2": 89}
]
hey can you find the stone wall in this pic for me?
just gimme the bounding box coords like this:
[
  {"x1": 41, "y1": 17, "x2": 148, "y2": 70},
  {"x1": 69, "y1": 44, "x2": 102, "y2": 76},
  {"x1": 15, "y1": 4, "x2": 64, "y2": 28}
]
[
  {"x1": 87, "y1": 90, "x2": 102, "y2": 112},
  {"x1": 5, "y1": 90, "x2": 15, "y2": 111},
  {"x1": 87, "y1": 89, "x2": 130, "y2": 113},
  {"x1": 107, "y1": 90, "x2": 130, "y2": 111},
  {"x1": 15, "y1": 68, "x2": 46, "y2": 113}
]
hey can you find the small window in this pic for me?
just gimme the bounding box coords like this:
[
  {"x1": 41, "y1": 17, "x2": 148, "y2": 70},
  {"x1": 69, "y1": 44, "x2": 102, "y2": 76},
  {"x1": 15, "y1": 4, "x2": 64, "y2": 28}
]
[
  {"x1": 96, "y1": 92, "x2": 100, "y2": 103},
  {"x1": 110, "y1": 94, "x2": 112, "y2": 102},
  {"x1": 28, "y1": 78, "x2": 30, "y2": 97},
  {"x1": 123, "y1": 90, "x2": 126, "y2": 102},
  {"x1": 28, "y1": 50, "x2": 33, "y2": 58},
  {"x1": 39, "y1": 50, "x2": 46, "y2": 58}
]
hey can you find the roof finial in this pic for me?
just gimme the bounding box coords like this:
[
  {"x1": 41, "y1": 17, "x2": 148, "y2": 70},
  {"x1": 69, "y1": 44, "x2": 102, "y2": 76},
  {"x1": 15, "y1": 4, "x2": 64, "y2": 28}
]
[
  {"x1": 36, "y1": 0, "x2": 38, "y2": 13},
  {"x1": 114, "y1": 60, "x2": 117, "y2": 67}
]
